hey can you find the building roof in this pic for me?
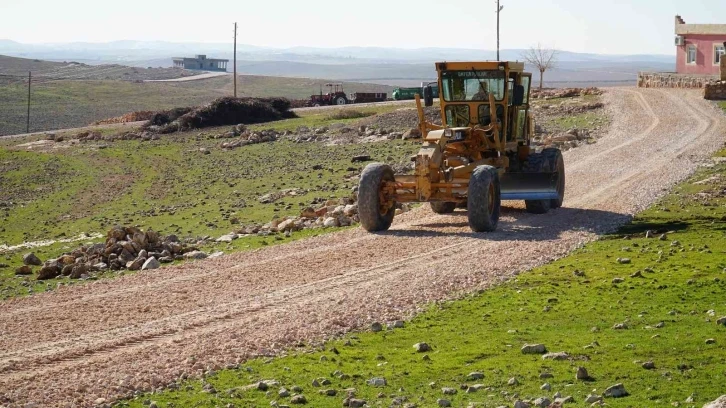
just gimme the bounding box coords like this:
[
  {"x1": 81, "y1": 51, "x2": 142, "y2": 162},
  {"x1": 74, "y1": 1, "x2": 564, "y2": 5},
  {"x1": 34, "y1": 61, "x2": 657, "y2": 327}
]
[
  {"x1": 172, "y1": 57, "x2": 229, "y2": 62},
  {"x1": 675, "y1": 15, "x2": 726, "y2": 36}
]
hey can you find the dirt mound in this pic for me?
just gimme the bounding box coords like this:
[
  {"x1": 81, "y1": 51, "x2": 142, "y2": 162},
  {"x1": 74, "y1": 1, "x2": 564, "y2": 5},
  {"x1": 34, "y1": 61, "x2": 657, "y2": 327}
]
[
  {"x1": 356, "y1": 106, "x2": 441, "y2": 131},
  {"x1": 147, "y1": 97, "x2": 296, "y2": 134},
  {"x1": 92, "y1": 111, "x2": 158, "y2": 125}
]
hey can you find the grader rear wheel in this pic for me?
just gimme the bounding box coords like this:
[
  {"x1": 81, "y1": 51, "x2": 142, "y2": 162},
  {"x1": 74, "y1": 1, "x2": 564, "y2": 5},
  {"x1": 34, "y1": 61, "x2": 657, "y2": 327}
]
[
  {"x1": 524, "y1": 148, "x2": 564, "y2": 213},
  {"x1": 358, "y1": 163, "x2": 396, "y2": 232},
  {"x1": 467, "y1": 165, "x2": 501, "y2": 232}
]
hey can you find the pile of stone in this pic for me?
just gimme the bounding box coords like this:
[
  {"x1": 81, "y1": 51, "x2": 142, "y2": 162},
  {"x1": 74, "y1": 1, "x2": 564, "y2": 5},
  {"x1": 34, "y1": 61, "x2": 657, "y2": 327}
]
[
  {"x1": 16, "y1": 226, "x2": 198, "y2": 280},
  {"x1": 225, "y1": 196, "x2": 410, "y2": 239},
  {"x1": 220, "y1": 124, "x2": 280, "y2": 149},
  {"x1": 534, "y1": 102, "x2": 604, "y2": 116},
  {"x1": 531, "y1": 87, "x2": 603, "y2": 99},
  {"x1": 537, "y1": 128, "x2": 594, "y2": 151}
]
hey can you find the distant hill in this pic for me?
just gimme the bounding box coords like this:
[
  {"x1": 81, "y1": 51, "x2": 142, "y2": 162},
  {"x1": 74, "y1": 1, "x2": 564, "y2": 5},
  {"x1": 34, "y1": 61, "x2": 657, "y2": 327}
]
[{"x1": 0, "y1": 41, "x2": 676, "y2": 87}]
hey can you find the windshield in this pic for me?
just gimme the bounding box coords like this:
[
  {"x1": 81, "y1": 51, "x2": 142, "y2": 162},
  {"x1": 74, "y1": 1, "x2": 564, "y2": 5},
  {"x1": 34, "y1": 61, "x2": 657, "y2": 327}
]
[{"x1": 441, "y1": 70, "x2": 506, "y2": 102}]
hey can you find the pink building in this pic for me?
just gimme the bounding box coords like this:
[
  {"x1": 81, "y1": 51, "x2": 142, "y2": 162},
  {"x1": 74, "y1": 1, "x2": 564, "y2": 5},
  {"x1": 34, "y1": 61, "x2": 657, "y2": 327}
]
[{"x1": 675, "y1": 15, "x2": 726, "y2": 75}]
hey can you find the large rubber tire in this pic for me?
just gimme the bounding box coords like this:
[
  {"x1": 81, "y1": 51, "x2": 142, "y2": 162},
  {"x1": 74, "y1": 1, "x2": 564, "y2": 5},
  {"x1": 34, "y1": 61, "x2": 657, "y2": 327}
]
[
  {"x1": 430, "y1": 202, "x2": 457, "y2": 214},
  {"x1": 523, "y1": 150, "x2": 552, "y2": 214},
  {"x1": 334, "y1": 95, "x2": 347, "y2": 105},
  {"x1": 467, "y1": 165, "x2": 501, "y2": 232},
  {"x1": 358, "y1": 163, "x2": 396, "y2": 232},
  {"x1": 543, "y1": 148, "x2": 565, "y2": 208}
]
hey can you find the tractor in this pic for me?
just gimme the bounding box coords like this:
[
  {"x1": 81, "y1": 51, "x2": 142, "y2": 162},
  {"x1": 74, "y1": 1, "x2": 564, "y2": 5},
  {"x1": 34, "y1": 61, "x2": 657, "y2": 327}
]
[
  {"x1": 357, "y1": 61, "x2": 565, "y2": 232},
  {"x1": 309, "y1": 83, "x2": 348, "y2": 106}
]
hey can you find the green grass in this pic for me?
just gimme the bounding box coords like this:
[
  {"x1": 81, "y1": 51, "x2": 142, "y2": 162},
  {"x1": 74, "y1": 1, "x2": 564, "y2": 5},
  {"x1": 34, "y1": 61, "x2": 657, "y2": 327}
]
[
  {"x1": 117, "y1": 152, "x2": 726, "y2": 408},
  {"x1": 0, "y1": 129, "x2": 419, "y2": 299},
  {"x1": 0, "y1": 75, "x2": 395, "y2": 136},
  {"x1": 543, "y1": 112, "x2": 608, "y2": 132},
  {"x1": 718, "y1": 101, "x2": 726, "y2": 113}
]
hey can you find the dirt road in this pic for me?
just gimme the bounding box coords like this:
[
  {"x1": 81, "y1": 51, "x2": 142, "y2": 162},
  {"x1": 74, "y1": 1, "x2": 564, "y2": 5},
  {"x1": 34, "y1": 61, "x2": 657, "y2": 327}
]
[{"x1": 0, "y1": 88, "x2": 724, "y2": 407}]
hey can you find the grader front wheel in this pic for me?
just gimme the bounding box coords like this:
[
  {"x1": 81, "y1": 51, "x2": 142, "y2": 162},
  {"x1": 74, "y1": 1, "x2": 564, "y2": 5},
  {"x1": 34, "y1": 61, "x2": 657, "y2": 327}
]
[
  {"x1": 467, "y1": 165, "x2": 501, "y2": 232},
  {"x1": 358, "y1": 163, "x2": 397, "y2": 232}
]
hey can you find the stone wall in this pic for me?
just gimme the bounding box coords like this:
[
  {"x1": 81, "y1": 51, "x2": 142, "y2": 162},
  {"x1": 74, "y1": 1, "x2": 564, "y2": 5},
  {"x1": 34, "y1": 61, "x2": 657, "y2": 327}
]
[
  {"x1": 704, "y1": 82, "x2": 726, "y2": 100},
  {"x1": 638, "y1": 72, "x2": 719, "y2": 89},
  {"x1": 721, "y1": 59, "x2": 726, "y2": 81}
]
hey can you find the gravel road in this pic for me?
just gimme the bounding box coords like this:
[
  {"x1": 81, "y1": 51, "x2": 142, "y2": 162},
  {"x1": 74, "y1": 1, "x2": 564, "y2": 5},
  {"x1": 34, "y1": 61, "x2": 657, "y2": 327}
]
[{"x1": 0, "y1": 88, "x2": 724, "y2": 408}]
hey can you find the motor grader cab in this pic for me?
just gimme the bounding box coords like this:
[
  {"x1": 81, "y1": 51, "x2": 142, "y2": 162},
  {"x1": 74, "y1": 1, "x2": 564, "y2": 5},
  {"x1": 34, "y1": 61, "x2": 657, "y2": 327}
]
[{"x1": 358, "y1": 61, "x2": 565, "y2": 232}]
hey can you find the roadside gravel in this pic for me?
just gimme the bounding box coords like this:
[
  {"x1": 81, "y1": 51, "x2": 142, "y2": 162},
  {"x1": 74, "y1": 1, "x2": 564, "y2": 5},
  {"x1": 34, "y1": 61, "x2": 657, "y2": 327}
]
[{"x1": 0, "y1": 88, "x2": 723, "y2": 408}]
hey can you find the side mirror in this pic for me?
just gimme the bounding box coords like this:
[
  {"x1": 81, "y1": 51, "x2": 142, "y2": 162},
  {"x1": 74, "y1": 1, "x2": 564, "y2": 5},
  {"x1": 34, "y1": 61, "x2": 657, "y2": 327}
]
[
  {"x1": 423, "y1": 85, "x2": 434, "y2": 107},
  {"x1": 513, "y1": 85, "x2": 525, "y2": 106}
]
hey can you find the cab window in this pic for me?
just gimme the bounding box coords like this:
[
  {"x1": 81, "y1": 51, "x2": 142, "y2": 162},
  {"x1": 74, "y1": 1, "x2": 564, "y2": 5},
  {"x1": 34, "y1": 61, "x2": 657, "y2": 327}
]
[
  {"x1": 478, "y1": 104, "x2": 504, "y2": 126},
  {"x1": 445, "y1": 105, "x2": 470, "y2": 127}
]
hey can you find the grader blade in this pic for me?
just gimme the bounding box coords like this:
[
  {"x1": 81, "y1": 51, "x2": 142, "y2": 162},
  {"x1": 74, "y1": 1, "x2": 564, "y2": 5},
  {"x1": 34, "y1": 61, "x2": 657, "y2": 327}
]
[{"x1": 499, "y1": 172, "x2": 561, "y2": 201}]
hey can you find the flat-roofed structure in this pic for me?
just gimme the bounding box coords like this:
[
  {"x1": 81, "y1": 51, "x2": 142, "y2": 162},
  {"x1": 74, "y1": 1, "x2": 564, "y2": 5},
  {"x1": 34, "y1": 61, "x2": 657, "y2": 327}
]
[{"x1": 172, "y1": 55, "x2": 228, "y2": 72}]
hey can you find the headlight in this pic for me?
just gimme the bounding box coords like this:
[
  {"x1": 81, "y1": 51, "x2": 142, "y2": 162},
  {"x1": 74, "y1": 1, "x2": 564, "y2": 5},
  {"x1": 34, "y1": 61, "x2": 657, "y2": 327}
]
[
  {"x1": 444, "y1": 128, "x2": 453, "y2": 137},
  {"x1": 454, "y1": 131, "x2": 465, "y2": 141}
]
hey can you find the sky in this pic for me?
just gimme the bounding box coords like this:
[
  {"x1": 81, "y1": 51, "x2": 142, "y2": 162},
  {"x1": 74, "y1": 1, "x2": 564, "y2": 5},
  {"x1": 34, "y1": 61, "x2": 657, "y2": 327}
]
[{"x1": 1, "y1": 0, "x2": 725, "y2": 55}]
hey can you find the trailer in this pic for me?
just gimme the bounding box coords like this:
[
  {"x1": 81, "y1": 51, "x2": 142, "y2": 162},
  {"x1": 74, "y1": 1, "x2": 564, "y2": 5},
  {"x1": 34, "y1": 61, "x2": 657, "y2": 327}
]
[
  {"x1": 392, "y1": 84, "x2": 439, "y2": 100},
  {"x1": 349, "y1": 92, "x2": 388, "y2": 103},
  {"x1": 392, "y1": 87, "x2": 421, "y2": 100}
]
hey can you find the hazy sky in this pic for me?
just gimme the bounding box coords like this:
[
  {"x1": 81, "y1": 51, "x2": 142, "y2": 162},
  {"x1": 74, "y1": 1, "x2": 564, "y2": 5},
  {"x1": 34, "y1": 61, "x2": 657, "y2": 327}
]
[{"x1": 1, "y1": 0, "x2": 725, "y2": 55}]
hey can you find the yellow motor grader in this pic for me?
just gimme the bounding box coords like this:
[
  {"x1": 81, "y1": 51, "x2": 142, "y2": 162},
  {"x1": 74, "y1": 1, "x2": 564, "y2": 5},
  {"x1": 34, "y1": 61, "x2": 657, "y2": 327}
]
[{"x1": 358, "y1": 61, "x2": 565, "y2": 232}]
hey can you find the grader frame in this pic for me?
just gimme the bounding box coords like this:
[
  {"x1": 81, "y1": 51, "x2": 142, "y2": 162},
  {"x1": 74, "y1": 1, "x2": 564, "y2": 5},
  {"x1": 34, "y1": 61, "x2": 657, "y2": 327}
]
[{"x1": 359, "y1": 61, "x2": 565, "y2": 233}]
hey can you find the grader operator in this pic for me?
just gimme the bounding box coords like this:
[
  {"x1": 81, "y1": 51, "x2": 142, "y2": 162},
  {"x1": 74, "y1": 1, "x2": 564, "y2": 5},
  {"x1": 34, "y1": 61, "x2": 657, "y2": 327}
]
[{"x1": 357, "y1": 61, "x2": 565, "y2": 233}]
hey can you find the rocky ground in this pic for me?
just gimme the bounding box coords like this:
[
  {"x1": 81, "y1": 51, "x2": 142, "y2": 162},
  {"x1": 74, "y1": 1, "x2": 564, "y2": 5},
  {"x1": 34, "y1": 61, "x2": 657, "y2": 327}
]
[{"x1": 0, "y1": 88, "x2": 724, "y2": 407}]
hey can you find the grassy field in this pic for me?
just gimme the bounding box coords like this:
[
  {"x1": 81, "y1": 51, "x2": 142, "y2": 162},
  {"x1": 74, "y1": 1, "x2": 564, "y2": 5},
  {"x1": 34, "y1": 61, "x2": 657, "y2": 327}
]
[
  {"x1": 0, "y1": 74, "x2": 395, "y2": 136},
  {"x1": 718, "y1": 101, "x2": 726, "y2": 113},
  {"x1": 116, "y1": 150, "x2": 726, "y2": 408},
  {"x1": 0, "y1": 104, "x2": 419, "y2": 299}
]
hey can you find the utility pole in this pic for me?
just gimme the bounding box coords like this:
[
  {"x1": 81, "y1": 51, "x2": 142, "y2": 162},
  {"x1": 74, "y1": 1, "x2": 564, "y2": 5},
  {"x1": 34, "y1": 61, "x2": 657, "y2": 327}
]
[
  {"x1": 233, "y1": 22, "x2": 238, "y2": 98},
  {"x1": 26, "y1": 71, "x2": 31, "y2": 133},
  {"x1": 496, "y1": 0, "x2": 504, "y2": 61}
]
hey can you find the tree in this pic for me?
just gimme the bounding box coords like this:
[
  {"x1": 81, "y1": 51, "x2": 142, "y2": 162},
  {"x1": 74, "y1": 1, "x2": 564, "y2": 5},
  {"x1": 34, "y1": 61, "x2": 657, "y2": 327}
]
[{"x1": 522, "y1": 44, "x2": 558, "y2": 90}]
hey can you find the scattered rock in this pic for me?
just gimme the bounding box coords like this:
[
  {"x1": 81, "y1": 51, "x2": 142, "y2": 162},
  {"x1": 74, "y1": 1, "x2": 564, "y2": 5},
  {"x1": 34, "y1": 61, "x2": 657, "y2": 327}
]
[
  {"x1": 521, "y1": 343, "x2": 547, "y2": 354},
  {"x1": 514, "y1": 401, "x2": 531, "y2": 408},
  {"x1": 370, "y1": 322, "x2": 383, "y2": 332},
  {"x1": 716, "y1": 317, "x2": 726, "y2": 326},
  {"x1": 616, "y1": 258, "x2": 631, "y2": 264},
  {"x1": 585, "y1": 394, "x2": 602, "y2": 404},
  {"x1": 533, "y1": 397, "x2": 551, "y2": 408},
  {"x1": 467, "y1": 372, "x2": 484, "y2": 380},
  {"x1": 184, "y1": 251, "x2": 208, "y2": 260},
  {"x1": 15, "y1": 265, "x2": 32, "y2": 275},
  {"x1": 442, "y1": 387, "x2": 456, "y2": 395},
  {"x1": 216, "y1": 233, "x2": 238, "y2": 243},
  {"x1": 706, "y1": 338, "x2": 716, "y2": 345},
  {"x1": 37, "y1": 260, "x2": 61, "y2": 280},
  {"x1": 414, "y1": 342, "x2": 431, "y2": 352},
  {"x1": 542, "y1": 351, "x2": 569, "y2": 360},
  {"x1": 290, "y1": 394, "x2": 307, "y2": 404},
  {"x1": 22, "y1": 252, "x2": 42, "y2": 266},
  {"x1": 367, "y1": 377, "x2": 386, "y2": 387},
  {"x1": 508, "y1": 377, "x2": 519, "y2": 386},
  {"x1": 141, "y1": 257, "x2": 161, "y2": 270},
  {"x1": 540, "y1": 383, "x2": 551, "y2": 391},
  {"x1": 704, "y1": 395, "x2": 726, "y2": 408},
  {"x1": 576, "y1": 366, "x2": 592, "y2": 381},
  {"x1": 642, "y1": 361, "x2": 656, "y2": 369},
  {"x1": 612, "y1": 322, "x2": 628, "y2": 330},
  {"x1": 345, "y1": 398, "x2": 366, "y2": 408},
  {"x1": 437, "y1": 399, "x2": 451, "y2": 407},
  {"x1": 603, "y1": 383, "x2": 628, "y2": 398}
]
